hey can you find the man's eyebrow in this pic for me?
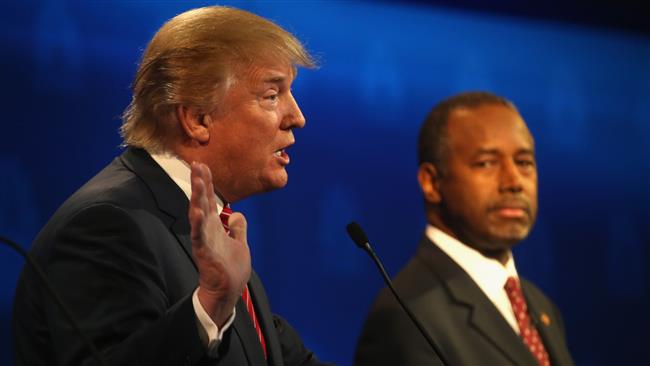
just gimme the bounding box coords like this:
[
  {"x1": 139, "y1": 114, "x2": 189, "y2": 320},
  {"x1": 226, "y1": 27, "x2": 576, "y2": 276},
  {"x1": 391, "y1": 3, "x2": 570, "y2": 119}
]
[
  {"x1": 475, "y1": 148, "x2": 499, "y2": 155},
  {"x1": 471, "y1": 148, "x2": 535, "y2": 158},
  {"x1": 262, "y1": 75, "x2": 288, "y2": 84},
  {"x1": 515, "y1": 148, "x2": 535, "y2": 155}
]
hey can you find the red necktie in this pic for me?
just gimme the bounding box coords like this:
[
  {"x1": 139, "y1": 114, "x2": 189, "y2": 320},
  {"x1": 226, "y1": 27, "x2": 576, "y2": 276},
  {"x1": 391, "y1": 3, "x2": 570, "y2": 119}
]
[
  {"x1": 504, "y1": 277, "x2": 550, "y2": 366},
  {"x1": 220, "y1": 205, "x2": 268, "y2": 359}
]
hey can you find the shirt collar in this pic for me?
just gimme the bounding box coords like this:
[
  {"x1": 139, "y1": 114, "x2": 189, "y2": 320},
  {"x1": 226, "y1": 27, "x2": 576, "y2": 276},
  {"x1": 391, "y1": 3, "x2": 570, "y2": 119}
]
[
  {"x1": 425, "y1": 224, "x2": 519, "y2": 296},
  {"x1": 148, "y1": 151, "x2": 225, "y2": 214}
]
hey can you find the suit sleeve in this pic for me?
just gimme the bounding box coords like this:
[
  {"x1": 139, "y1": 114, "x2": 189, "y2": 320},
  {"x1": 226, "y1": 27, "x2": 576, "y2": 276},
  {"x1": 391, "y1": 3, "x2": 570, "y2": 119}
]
[
  {"x1": 354, "y1": 291, "x2": 444, "y2": 366},
  {"x1": 35, "y1": 203, "x2": 207, "y2": 366}
]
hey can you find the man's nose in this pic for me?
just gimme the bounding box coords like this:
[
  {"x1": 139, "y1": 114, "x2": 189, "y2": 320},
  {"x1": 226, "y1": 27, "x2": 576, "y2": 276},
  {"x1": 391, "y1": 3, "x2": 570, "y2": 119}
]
[
  {"x1": 282, "y1": 91, "x2": 305, "y2": 129},
  {"x1": 498, "y1": 160, "x2": 523, "y2": 193}
]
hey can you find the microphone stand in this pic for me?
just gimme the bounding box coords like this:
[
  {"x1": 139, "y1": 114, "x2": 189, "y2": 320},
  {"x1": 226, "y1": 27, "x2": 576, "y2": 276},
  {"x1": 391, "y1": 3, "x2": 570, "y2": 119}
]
[{"x1": 347, "y1": 222, "x2": 448, "y2": 365}]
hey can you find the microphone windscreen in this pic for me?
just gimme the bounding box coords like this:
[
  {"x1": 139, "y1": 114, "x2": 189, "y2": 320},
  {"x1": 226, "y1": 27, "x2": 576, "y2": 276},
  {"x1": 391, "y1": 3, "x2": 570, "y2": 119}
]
[{"x1": 346, "y1": 221, "x2": 369, "y2": 248}]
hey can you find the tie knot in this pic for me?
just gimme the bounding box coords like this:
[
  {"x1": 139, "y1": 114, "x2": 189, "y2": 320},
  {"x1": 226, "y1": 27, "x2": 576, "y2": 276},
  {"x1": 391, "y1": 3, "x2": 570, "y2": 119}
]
[
  {"x1": 504, "y1": 276, "x2": 520, "y2": 293},
  {"x1": 221, "y1": 204, "x2": 233, "y2": 215}
]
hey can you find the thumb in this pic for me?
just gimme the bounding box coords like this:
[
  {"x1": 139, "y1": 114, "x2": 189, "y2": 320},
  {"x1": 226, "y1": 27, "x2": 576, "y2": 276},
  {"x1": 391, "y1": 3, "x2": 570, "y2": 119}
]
[{"x1": 228, "y1": 212, "x2": 248, "y2": 245}]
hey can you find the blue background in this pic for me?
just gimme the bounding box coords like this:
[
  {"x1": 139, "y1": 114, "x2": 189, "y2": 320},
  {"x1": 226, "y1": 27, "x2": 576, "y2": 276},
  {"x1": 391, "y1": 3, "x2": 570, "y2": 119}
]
[{"x1": 1, "y1": 1, "x2": 649, "y2": 365}]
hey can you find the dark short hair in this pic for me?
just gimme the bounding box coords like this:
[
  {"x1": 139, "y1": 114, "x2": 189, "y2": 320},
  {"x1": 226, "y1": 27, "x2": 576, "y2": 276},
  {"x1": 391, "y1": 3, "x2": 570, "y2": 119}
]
[{"x1": 417, "y1": 91, "x2": 516, "y2": 173}]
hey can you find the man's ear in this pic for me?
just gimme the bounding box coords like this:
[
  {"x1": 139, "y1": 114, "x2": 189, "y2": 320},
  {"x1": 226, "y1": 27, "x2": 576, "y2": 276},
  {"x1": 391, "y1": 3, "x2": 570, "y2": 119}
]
[
  {"x1": 417, "y1": 162, "x2": 442, "y2": 204},
  {"x1": 176, "y1": 105, "x2": 210, "y2": 144}
]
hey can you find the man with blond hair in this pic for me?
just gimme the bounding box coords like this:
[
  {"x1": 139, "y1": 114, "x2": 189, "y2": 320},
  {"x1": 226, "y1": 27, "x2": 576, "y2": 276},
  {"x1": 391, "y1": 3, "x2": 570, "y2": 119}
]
[{"x1": 13, "y1": 6, "x2": 331, "y2": 366}]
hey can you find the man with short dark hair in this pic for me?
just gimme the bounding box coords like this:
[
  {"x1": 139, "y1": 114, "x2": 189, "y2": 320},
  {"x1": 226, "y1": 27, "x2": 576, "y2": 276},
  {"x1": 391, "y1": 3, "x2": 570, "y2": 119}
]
[
  {"x1": 355, "y1": 91, "x2": 574, "y2": 365},
  {"x1": 13, "y1": 6, "x2": 330, "y2": 366}
]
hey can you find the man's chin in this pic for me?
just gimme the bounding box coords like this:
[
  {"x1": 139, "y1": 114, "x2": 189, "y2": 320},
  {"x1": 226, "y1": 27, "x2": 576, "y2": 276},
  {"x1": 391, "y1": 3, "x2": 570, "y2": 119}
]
[
  {"x1": 491, "y1": 226, "x2": 531, "y2": 245},
  {"x1": 263, "y1": 172, "x2": 289, "y2": 191}
]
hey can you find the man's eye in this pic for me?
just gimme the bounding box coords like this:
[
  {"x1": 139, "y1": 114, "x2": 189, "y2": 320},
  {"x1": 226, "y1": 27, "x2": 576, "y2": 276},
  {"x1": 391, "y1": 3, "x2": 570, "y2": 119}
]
[
  {"x1": 474, "y1": 160, "x2": 494, "y2": 168},
  {"x1": 516, "y1": 159, "x2": 535, "y2": 167},
  {"x1": 265, "y1": 94, "x2": 279, "y2": 101}
]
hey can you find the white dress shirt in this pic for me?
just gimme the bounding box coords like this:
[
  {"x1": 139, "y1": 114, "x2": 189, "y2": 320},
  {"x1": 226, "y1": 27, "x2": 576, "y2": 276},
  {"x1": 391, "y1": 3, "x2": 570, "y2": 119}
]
[
  {"x1": 425, "y1": 224, "x2": 521, "y2": 334},
  {"x1": 150, "y1": 151, "x2": 235, "y2": 357}
]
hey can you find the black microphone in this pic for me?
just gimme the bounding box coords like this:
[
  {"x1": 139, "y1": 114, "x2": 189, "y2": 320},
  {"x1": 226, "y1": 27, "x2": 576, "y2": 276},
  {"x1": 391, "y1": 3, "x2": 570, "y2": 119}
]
[
  {"x1": 1, "y1": 236, "x2": 108, "y2": 366},
  {"x1": 346, "y1": 222, "x2": 448, "y2": 365}
]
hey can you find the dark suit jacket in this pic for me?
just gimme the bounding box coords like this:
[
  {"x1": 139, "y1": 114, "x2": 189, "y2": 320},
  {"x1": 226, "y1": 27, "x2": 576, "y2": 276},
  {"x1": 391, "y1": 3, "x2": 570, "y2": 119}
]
[
  {"x1": 354, "y1": 237, "x2": 574, "y2": 366},
  {"x1": 13, "y1": 147, "x2": 328, "y2": 366}
]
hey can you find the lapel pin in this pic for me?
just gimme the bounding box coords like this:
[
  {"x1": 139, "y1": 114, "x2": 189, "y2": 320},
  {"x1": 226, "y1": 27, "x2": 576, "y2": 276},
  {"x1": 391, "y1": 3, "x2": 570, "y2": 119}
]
[{"x1": 540, "y1": 312, "x2": 551, "y2": 326}]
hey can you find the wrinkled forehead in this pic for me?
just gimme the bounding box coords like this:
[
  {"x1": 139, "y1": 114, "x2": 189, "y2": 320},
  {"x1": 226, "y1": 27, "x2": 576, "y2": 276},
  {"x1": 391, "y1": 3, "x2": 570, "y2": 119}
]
[
  {"x1": 232, "y1": 57, "x2": 296, "y2": 85},
  {"x1": 447, "y1": 105, "x2": 535, "y2": 152},
  {"x1": 227, "y1": 45, "x2": 296, "y2": 75}
]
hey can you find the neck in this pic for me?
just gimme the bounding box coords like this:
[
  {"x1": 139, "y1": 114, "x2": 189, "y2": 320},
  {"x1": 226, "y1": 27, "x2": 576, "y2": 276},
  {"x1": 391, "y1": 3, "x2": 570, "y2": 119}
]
[
  {"x1": 171, "y1": 145, "x2": 237, "y2": 204},
  {"x1": 427, "y1": 213, "x2": 510, "y2": 266},
  {"x1": 478, "y1": 248, "x2": 510, "y2": 266}
]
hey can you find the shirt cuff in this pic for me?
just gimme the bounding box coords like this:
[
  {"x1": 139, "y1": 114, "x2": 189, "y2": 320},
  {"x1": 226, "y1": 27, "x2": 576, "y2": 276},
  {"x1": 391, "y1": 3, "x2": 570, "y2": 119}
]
[{"x1": 192, "y1": 287, "x2": 236, "y2": 358}]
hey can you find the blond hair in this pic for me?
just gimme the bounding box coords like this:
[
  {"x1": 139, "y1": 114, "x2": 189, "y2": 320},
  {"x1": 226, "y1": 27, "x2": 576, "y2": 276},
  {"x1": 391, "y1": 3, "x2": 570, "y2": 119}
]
[{"x1": 120, "y1": 6, "x2": 315, "y2": 152}]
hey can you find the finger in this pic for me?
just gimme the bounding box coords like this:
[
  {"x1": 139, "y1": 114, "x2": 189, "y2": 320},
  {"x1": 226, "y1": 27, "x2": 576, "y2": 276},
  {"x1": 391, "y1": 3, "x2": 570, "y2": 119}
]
[
  {"x1": 201, "y1": 164, "x2": 218, "y2": 214},
  {"x1": 190, "y1": 163, "x2": 211, "y2": 245},
  {"x1": 189, "y1": 206, "x2": 206, "y2": 245},
  {"x1": 191, "y1": 162, "x2": 204, "y2": 200},
  {"x1": 191, "y1": 171, "x2": 209, "y2": 214},
  {"x1": 227, "y1": 212, "x2": 248, "y2": 245},
  {"x1": 191, "y1": 162, "x2": 226, "y2": 237}
]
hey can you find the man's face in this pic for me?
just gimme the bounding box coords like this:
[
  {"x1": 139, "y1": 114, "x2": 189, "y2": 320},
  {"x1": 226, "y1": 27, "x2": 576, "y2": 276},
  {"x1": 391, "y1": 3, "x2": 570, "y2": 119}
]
[
  {"x1": 207, "y1": 60, "x2": 305, "y2": 202},
  {"x1": 436, "y1": 104, "x2": 538, "y2": 254}
]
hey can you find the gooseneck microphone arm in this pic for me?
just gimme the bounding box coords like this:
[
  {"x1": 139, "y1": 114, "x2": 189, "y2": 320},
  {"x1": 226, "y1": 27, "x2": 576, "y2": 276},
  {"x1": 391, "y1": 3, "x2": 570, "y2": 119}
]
[
  {"x1": 346, "y1": 222, "x2": 448, "y2": 365},
  {"x1": 1, "y1": 236, "x2": 108, "y2": 366}
]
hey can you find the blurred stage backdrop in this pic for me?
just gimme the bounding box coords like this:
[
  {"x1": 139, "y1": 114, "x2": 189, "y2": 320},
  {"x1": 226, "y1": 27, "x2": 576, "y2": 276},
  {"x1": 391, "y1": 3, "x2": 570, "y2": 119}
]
[{"x1": 1, "y1": 1, "x2": 649, "y2": 365}]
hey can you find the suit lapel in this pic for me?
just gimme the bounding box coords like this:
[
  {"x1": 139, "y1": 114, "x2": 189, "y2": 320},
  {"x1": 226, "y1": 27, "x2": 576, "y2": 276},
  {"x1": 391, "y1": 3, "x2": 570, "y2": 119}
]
[
  {"x1": 522, "y1": 283, "x2": 573, "y2": 366},
  {"x1": 119, "y1": 148, "x2": 196, "y2": 269},
  {"x1": 417, "y1": 238, "x2": 538, "y2": 365},
  {"x1": 248, "y1": 272, "x2": 282, "y2": 366},
  {"x1": 233, "y1": 297, "x2": 267, "y2": 366}
]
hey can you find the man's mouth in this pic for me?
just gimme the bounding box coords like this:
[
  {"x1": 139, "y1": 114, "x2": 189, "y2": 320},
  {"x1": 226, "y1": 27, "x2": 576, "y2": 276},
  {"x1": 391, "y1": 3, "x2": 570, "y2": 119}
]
[
  {"x1": 274, "y1": 148, "x2": 290, "y2": 164},
  {"x1": 494, "y1": 207, "x2": 527, "y2": 218},
  {"x1": 490, "y1": 201, "x2": 530, "y2": 219}
]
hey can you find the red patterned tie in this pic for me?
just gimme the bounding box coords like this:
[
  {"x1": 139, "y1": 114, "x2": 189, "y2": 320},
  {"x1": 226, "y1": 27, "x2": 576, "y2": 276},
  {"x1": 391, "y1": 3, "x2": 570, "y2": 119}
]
[
  {"x1": 504, "y1": 277, "x2": 550, "y2": 366},
  {"x1": 219, "y1": 205, "x2": 268, "y2": 359}
]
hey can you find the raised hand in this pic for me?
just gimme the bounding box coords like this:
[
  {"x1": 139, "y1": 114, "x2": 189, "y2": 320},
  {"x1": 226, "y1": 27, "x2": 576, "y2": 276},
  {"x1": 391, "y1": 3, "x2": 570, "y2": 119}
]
[{"x1": 189, "y1": 162, "x2": 251, "y2": 327}]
